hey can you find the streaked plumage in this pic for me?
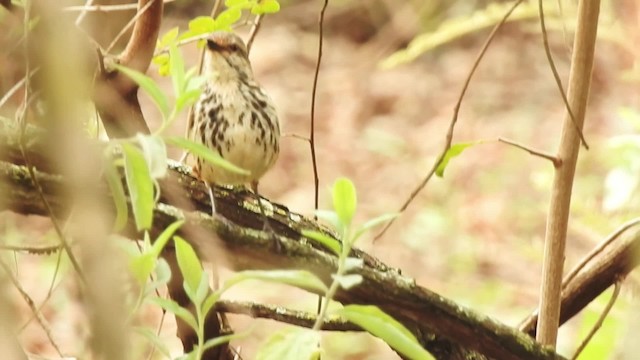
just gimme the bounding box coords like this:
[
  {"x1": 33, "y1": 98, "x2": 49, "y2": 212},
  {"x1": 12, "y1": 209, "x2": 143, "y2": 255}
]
[{"x1": 190, "y1": 31, "x2": 280, "y2": 187}]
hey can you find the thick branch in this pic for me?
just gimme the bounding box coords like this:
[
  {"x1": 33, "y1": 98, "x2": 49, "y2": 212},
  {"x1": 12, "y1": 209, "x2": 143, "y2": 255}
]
[
  {"x1": 94, "y1": 0, "x2": 164, "y2": 138},
  {"x1": 537, "y1": 0, "x2": 600, "y2": 345},
  {"x1": 0, "y1": 120, "x2": 563, "y2": 360}
]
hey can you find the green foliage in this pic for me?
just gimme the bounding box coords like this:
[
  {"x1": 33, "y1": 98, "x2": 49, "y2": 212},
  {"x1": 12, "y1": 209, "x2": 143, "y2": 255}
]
[
  {"x1": 165, "y1": 136, "x2": 249, "y2": 176},
  {"x1": 602, "y1": 108, "x2": 640, "y2": 212},
  {"x1": 223, "y1": 270, "x2": 328, "y2": 294},
  {"x1": 154, "y1": 0, "x2": 282, "y2": 76},
  {"x1": 104, "y1": 156, "x2": 129, "y2": 231},
  {"x1": 301, "y1": 229, "x2": 341, "y2": 255},
  {"x1": 297, "y1": 178, "x2": 427, "y2": 359},
  {"x1": 121, "y1": 142, "x2": 155, "y2": 231},
  {"x1": 332, "y1": 177, "x2": 357, "y2": 227},
  {"x1": 379, "y1": 1, "x2": 555, "y2": 69},
  {"x1": 256, "y1": 328, "x2": 321, "y2": 360},
  {"x1": 112, "y1": 64, "x2": 170, "y2": 118},
  {"x1": 115, "y1": 46, "x2": 203, "y2": 130},
  {"x1": 338, "y1": 305, "x2": 434, "y2": 360},
  {"x1": 436, "y1": 141, "x2": 482, "y2": 177},
  {"x1": 156, "y1": 235, "x2": 328, "y2": 359},
  {"x1": 137, "y1": 133, "x2": 168, "y2": 179},
  {"x1": 575, "y1": 288, "x2": 627, "y2": 359}
]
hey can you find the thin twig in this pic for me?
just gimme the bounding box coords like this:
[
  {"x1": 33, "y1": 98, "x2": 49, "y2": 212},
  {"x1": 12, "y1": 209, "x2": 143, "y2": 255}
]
[
  {"x1": 309, "y1": 0, "x2": 328, "y2": 215},
  {"x1": 75, "y1": 0, "x2": 96, "y2": 26},
  {"x1": 216, "y1": 299, "x2": 359, "y2": 331},
  {"x1": 374, "y1": 0, "x2": 525, "y2": 242},
  {"x1": 498, "y1": 137, "x2": 561, "y2": 166},
  {"x1": 154, "y1": 33, "x2": 212, "y2": 57},
  {"x1": 246, "y1": 15, "x2": 263, "y2": 53},
  {"x1": 0, "y1": 71, "x2": 38, "y2": 110},
  {"x1": 0, "y1": 259, "x2": 64, "y2": 356},
  {"x1": 0, "y1": 244, "x2": 62, "y2": 254},
  {"x1": 282, "y1": 132, "x2": 310, "y2": 142},
  {"x1": 539, "y1": 0, "x2": 589, "y2": 150},
  {"x1": 64, "y1": 0, "x2": 175, "y2": 13},
  {"x1": 563, "y1": 218, "x2": 640, "y2": 288},
  {"x1": 571, "y1": 281, "x2": 621, "y2": 360},
  {"x1": 19, "y1": 252, "x2": 63, "y2": 331}
]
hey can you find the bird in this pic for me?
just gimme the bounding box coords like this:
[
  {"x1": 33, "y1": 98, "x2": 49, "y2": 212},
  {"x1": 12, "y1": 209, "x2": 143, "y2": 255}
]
[{"x1": 188, "y1": 31, "x2": 281, "y2": 235}]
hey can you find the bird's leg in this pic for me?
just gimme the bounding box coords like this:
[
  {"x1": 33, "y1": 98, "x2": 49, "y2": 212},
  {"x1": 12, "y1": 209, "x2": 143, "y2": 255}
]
[
  {"x1": 178, "y1": 151, "x2": 189, "y2": 164},
  {"x1": 251, "y1": 181, "x2": 282, "y2": 252},
  {"x1": 205, "y1": 182, "x2": 216, "y2": 215}
]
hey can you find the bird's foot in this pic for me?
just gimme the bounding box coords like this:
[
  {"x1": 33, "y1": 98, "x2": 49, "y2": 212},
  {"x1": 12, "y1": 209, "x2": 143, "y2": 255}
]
[{"x1": 258, "y1": 203, "x2": 283, "y2": 253}]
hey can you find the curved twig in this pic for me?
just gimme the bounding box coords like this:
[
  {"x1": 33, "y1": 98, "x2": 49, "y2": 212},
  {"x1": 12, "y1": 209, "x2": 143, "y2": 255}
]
[
  {"x1": 309, "y1": 0, "x2": 328, "y2": 215},
  {"x1": 571, "y1": 281, "x2": 621, "y2": 360},
  {"x1": 375, "y1": 0, "x2": 525, "y2": 241},
  {"x1": 538, "y1": 0, "x2": 589, "y2": 150},
  {"x1": 246, "y1": 14, "x2": 264, "y2": 53}
]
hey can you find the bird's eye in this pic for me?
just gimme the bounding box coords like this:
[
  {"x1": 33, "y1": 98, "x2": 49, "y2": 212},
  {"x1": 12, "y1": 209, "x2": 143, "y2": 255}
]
[
  {"x1": 228, "y1": 44, "x2": 239, "y2": 52},
  {"x1": 206, "y1": 39, "x2": 218, "y2": 51}
]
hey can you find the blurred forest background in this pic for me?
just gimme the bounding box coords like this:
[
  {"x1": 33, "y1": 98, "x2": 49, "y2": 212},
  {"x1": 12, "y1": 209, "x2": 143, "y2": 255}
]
[{"x1": 1, "y1": 0, "x2": 639, "y2": 359}]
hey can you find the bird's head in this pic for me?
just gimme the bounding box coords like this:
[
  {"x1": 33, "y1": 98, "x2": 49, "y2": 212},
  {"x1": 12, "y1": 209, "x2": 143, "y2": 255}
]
[{"x1": 203, "y1": 32, "x2": 253, "y2": 83}]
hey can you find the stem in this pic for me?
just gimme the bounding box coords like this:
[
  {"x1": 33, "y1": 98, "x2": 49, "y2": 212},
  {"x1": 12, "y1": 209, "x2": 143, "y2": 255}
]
[
  {"x1": 196, "y1": 305, "x2": 205, "y2": 359},
  {"x1": 536, "y1": 0, "x2": 601, "y2": 346},
  {"x1": 312, "y1": 228, "x2": 350, "y2": 331}
]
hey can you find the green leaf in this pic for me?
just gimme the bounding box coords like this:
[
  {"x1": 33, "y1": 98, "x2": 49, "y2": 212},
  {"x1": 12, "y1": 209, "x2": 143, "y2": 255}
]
[
  {"x1": 150, "y1": 220, "x2": 184, "y2": 258},
  {"x1": 202, "y1": 291, "x2": 221, "y2": 319},
  {"x1": 201, "y1": 330, "x2": 251, "y2": 353},
  {"x1": 130, "y1": 253, "x2": 155, "y2": 285},
  {"x1": 343, "y1": 257, "x2": 363, "y2": 271},
  {"x1": 151, "y1": 296, "x2": 198, "y2": 332},
  {"x1": 352, "y1": 213, "x2": 399, "y2": 244},
  {"x1": 188, "y1": 16, "x2": 217, "y2": 34},
  {"x1": 134, "y1": 326, "x2": 172, "y2": 359},
  {"x1": 165, "y1": 136, "x2": 249, "y2": 175},
  {"x1": 216, "y1": 8, "x2": 242, "y2": 29},
  {"x1": 174, "y1": 236, "x2": 203, "y2": 295},
  {"x1": 104, "y1": 157, "x2": 128, "y2": 231},
  {"x1": 332, "y1": 274, "x2": 362, "y2": 290},
  {"x1": 332, "y1": 177, "x2": 357, "y2": 226},
  {"x1": 158, "y1": 27, "x2": 179, "y2": 48},
  {"x1": 192, "y1": 272, "x2": 210, "y2": 306},
  {"x1": 337, "y1": 305, "x2": 434, "y2": 360},
  {"x1": 152, "y1": 53, "x2": 170, "y2": 76},
  {"x1": 302, "y1": 230, "x2": 341, "y2": 256},
  {"x1": 256, "y1": 328, "x2": 320, "y2": 360},
  {"x1": 262, "y1": 0, "x2": 281, "y2": 13},
  {"x1": 436, "y1": 142, "x2": 481, "y2": 177},
  {"x1": 252, "y1": 0, "x2": 280, "y2": 15},
  {"x1": 176, "y1": 88, "x2": 203, "y2": 113},
  {"x1": 145, "y1": 257, "x2": 172, "y2": 295},
  {"x1": 122, "y1": 143, "x2": 154, "y2": 231},
  {"x1": 313, "y1": 210, "x2": 341, "y2": 230},
  {"x1": 224, "y1": 270, "x2": 328, "y2": 294},
  {"x1": 379, "y1": 2, "x2": 542, "y2": 69},
  {"x1": 113, "y1": 64, "x2": 170, "y2": 118},
  {"x1": 169, "y1": 44, "x2": 185, "y2": 98},
  {"x1": 136, "y1": 134, "x2": 167, "y2": 179},
  {"x1": 225, "y1": 0, "x2": 251, "y2": 7},
  {"x1": 152, "y1": 53, "x2": 169, "y2": 66}
]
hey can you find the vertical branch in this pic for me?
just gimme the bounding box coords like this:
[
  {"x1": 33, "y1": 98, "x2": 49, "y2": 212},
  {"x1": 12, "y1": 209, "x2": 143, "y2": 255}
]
[
  {"x1": 309, "y1": 0, "x2": 328, "y2": 213},
  {"x1": 95, "y1": 0, "x2": 163, "y2": 138},
  {"x1": 536, "y1": 0, "x2": 601, "y2": 346}
]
